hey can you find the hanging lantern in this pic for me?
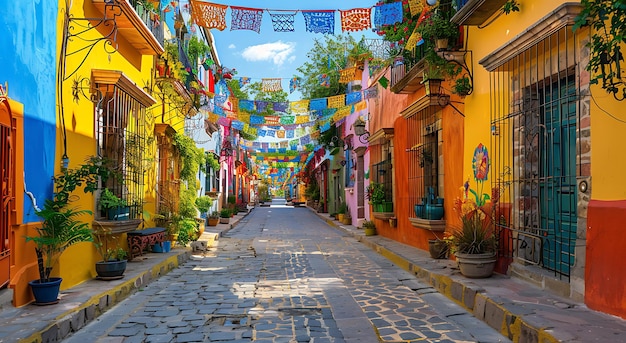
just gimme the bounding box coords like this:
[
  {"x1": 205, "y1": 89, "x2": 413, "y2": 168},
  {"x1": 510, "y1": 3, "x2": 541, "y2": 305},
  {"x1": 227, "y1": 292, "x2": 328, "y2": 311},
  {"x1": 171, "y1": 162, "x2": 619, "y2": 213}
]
[{"x1": 353, "y1": 119, "x2": 366, "y2": 136}]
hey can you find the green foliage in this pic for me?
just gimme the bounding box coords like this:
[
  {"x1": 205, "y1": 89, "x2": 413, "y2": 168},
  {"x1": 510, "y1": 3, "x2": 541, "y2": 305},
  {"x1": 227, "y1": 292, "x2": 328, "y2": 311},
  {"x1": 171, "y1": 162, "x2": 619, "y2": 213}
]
[
  {"x1": 92, "y1": 225, "x2": 127, "y2": 262},
  {"x1": 337, "y1": 202, "x2": 347, "y2": 214},
  {"x1": 162, "y1": 42, "x2": 188, "y2": 81},
  {"x1": 296, "y1": 35, "x2": 365, "y2": 99},
  {"x1": 362, "y1": 220, "x2": 376, "y2": 230},
  {"x1": 176, "y1": 218, "x2": 198, "y2": 246},
  {"x1": 209, "y1": 211, "x2": 220, "y2": 219},
  {"x1": 179, "y1": 188, "x2": 197, "y2": 219},
  {"x1": 98, "y1": 188, "x2": 127, "y2": 211},
  {"x1": 25, "y1": 156, "x2": 118, "y2": 282},
  {"x1": 195, "y1": 196, "x2": 213, "y2": 214},
  {"x1": 316, "y1": 120, "x2": 342, "y2": 152},
  {"x1": 257, "y1": 182, "x2": 270, "y2": 201},
  {"x1": 227, "y1": 194, "x2": 236, "y2": 204},
  {"x1": 453, "y1": 76, "x2": 472, "y2": 96},
  {"x1": 52, "y1": 156, "x2": 117, "y2": 209},
  {"x1": 450, "y1": 212, "x2": 497, "y2": 254},
  {"x1": 502, "y1": 0, "x2": 520, "y2": 15},
  {"x1": 305, "y1": 182, "x2": 320, "y2": 201},
  {"x1": 205, "y1": 151, "x2": 219, "y2": 171},
  {"x1": 27, "y1": 202, "x2": 93, "y2": 282},
  {"x1": 220, "y1": 208, "x2": 231, "y2": 218},
  {"x1": 173, "y1": 132, "x2": 206, "y2": 184},
  {"x1": 417, "y1": 7, "x2": 459, "y2": 43},
  {"x1": 574, "y1": 0, "x2": 626, "y2": 100},
  {"x1": 365, "y1": 183, "x2": 386, "y2": 205},
  {"x1": 187, "y1": 35, "x2": 210, "y2": 72}
]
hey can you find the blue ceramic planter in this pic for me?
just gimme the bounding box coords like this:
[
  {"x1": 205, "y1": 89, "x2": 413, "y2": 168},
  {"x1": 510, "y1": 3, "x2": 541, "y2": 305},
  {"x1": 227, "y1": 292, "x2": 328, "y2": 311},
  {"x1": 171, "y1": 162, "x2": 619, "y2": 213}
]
[
  {"x1": 29, "y1": 277, "x2": 62, "y2": 304},
  {"x1": 425, "y1": 204, "x2": 444, "y2": 220},
  {"x1": 414, "y1": 204, "x2": 425, "y2": 218},
  {"x1": 152, "y1": 241, "x2": 171, "y2": 253}
]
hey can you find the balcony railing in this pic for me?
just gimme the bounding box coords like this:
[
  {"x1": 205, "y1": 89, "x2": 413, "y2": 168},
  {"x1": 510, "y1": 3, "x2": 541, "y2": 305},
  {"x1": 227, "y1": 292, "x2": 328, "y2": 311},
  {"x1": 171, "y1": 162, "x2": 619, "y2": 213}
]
[
  {"x1": 131, "y1": 0, "x2": 165, "y2": 47},
  {"x1": 389, "y1": 45, "x2": 428, "y2": 94},
  {"x1": 91, "y1": 0, "x2": 164, "y2": 55},
  {"x1": 452, "y1": 0, "x2": 509, "y2": 25}
]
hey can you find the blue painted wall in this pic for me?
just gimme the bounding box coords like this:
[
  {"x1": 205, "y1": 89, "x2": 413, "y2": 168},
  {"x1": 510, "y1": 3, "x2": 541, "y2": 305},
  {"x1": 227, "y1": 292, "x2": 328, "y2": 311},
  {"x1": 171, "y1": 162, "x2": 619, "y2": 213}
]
[{"x1": 0, "y1": 1, "x2": 58, "y2": 223}]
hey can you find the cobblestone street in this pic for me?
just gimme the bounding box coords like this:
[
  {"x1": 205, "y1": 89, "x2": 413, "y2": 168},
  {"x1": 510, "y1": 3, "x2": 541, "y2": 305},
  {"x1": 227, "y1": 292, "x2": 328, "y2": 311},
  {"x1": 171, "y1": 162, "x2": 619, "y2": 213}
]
[{"x1": 63, "y1": 206, "x2": 508, "y2": 343}]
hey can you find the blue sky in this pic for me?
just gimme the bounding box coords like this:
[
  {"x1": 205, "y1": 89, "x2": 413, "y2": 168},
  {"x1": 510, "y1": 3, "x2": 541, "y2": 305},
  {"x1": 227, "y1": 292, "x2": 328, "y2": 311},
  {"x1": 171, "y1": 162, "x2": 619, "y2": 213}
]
[{"x1": 192, "y1": 0, "x2": 380, "y2": 101}]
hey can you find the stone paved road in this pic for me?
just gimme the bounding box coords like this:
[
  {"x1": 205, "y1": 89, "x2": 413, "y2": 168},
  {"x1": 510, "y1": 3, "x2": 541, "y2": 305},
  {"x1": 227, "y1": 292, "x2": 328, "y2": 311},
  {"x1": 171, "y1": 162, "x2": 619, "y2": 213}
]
[{"x1": 63, "y1": 207, "x2": 509, "y2": 343}]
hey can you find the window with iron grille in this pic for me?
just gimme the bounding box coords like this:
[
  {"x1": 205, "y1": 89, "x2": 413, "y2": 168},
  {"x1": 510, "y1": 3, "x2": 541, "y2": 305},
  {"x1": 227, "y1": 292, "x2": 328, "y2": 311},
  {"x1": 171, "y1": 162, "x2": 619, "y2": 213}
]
[
  {"x1": 406, "y1": 106, "x2": 443, "y2": 218},
  {"x1": 94, "y1": 79, "x2": 152, "y2": 220},
  {"x1": 488, "y1": 25, "x2": 584, "y2": 279},
  {"x1": 371, "y1": 140, "x2": 393, "y2": 204}
]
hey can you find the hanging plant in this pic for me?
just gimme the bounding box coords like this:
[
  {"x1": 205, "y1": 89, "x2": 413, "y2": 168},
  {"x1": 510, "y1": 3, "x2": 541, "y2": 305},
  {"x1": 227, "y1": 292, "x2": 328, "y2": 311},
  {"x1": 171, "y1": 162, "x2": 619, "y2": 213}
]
[
  {"x1": 453, "y1": 75, "x2": 472, "y2": 96},
  {"x1": 574, "y1": 0, "x2": 626, "y2": 100}
]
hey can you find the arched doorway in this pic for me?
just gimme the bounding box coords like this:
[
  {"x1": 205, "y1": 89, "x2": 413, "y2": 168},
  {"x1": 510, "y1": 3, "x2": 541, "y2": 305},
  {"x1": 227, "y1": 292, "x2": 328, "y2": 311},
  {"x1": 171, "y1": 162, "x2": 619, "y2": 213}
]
[{"x1": 0, "y1": 86, "x2": 15, "y2": 289}]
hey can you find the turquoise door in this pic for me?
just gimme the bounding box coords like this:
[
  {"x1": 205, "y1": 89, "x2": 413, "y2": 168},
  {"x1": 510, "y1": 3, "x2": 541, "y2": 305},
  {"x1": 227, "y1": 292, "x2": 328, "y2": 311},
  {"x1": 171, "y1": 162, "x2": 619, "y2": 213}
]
[{"x1": 540, "y1": 77, "x2": 577, "y2": 276}]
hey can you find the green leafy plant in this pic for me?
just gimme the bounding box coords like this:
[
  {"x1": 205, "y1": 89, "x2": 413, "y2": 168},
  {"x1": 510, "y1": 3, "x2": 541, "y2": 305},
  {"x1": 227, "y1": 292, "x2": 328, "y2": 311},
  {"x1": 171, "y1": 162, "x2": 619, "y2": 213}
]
[
  {"x1": 176, "y1": 218, "x2": 198, "y2": 246},
  {"x1": 98, "y1": 188, "x2": 127, "y2": 212},
  {"x1": 453, "y1": 76, "x2": 472, "y2": 96},
  {"x1": 92, "y1": 225, "x2": 127, "y2": 262},
  {"x1": 209, "y1": 211, "x2": 220, "y2": 219},
  {"x1": 502, "y1": 0, "x2": 520, "y2": 15},
  {"x1": 365, "y1": 183, "x2": 386, "y2": 205},
  {"x1": 305, "y1": 182, "x2": 320, "y2": 201},
  {"x1": 187, "y1": 36, "x2": 210, "y2": 72},
  {"x1": 25, "y1": 157, "x2": 115, "y2": 283},
  {"x1": 362, "y1": 220, "x2": 376, "y2": 230},
  {"x1": 337, "y1": 202, "x2": 347, "y2": 214},
  {"x1": 194, "y1": 196, "x2": 212, "y2": 215},
  {"x1": 449, "y1": 180, "x2": 498, "y2": 255},
  {"x1": 418, "y1": 8, "x2": 459, "y2": 44},
  {"x1": 574, "y1": 0, "x2": 626, "y2": 100},
  {"x1": 220, "y1": 208, "x2": 231, "y2": 218}
]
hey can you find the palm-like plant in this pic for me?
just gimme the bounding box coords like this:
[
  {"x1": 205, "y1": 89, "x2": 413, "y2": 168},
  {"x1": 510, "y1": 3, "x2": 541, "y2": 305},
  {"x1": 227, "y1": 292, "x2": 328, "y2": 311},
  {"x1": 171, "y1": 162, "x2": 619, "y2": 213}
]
[
  {"x1": 25, "y1": 156, "x2": 116, "y2": 283},
  {"x1": 27, "y1": 202, "x2": 93, "y2": 282}
]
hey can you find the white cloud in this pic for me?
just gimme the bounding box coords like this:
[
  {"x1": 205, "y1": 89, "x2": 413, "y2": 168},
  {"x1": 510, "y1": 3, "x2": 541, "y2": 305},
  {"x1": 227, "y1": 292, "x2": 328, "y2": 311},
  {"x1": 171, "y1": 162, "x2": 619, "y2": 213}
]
[
  {"x1": 228, "y1": 44, "x2": 236, "y2": 49},
  {"x1": 241, "y1": 41, "x2": 296, "y2": 67}
]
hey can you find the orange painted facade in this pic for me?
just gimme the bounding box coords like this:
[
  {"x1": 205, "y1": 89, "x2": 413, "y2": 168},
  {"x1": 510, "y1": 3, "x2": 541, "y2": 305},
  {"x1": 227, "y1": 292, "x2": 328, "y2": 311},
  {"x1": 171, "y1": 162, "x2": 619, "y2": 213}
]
[{"x1": 367, "y1": 69, "x2": 464, "y2": 253}]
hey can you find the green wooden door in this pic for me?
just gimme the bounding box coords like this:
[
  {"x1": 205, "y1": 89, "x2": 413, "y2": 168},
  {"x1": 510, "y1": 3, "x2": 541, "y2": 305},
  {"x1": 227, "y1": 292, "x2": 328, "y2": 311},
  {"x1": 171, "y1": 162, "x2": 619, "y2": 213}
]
[{"x1": 540, "y1": 77, "x2": 577, "y2": 276}]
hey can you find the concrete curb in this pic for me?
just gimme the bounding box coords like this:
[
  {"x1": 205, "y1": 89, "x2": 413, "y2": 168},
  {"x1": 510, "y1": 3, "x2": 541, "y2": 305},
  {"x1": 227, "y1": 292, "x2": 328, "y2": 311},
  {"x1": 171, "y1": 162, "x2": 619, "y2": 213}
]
[
  {"x1": 21, "y1": 251, "x2": 191, "y2": 343},
  {"x1": 315, "y1": 208, "x2": 559, "y2": 343}
]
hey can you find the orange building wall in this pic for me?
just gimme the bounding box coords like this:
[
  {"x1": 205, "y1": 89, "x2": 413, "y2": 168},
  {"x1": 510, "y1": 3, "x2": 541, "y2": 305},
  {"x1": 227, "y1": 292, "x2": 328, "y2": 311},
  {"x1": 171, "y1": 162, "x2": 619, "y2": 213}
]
[{"x1": 368, "y1": 70, "x2": 465, "y2": 253}]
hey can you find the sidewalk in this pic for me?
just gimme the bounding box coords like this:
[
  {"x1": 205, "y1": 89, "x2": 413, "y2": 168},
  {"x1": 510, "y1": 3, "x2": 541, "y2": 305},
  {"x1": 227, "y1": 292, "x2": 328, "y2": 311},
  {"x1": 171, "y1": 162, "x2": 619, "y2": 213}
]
[
  {"x1": 313, "y1": 209, "x2": 626, "y2": 343},
  {"x1": 0, "y1": 212, "x2": 248, "y2": 343},
  {"x1": 3, "y1": 207, "x2": 626, "y2": 343}
]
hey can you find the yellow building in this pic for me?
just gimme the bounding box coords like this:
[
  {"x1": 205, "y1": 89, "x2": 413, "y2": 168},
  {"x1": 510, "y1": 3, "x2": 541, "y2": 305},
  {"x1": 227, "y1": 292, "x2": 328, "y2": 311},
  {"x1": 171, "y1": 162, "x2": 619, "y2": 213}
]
[{"x1": 6, "y1": 0, "x2": 211, "y2": 307}]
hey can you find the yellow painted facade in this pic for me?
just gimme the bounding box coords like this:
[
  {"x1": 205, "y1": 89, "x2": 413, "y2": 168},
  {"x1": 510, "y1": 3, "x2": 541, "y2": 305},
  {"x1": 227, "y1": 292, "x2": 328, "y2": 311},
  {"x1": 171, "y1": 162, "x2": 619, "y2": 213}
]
[{"x1": 9, "y1": 0, "x2": 193, "y2": 306}]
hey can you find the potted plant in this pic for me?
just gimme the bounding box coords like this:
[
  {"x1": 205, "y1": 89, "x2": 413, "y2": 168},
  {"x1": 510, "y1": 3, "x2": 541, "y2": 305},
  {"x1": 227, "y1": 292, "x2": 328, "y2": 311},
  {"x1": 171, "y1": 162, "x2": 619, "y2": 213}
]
[
  {"x1": 418, "y1": 7, "x2": 459, "y2": 51},
  {"x1": 342, "y1": 209, "x2": 352, "y2": 225},
  {"x1": 366, "y1": 183, "x2": 392, "y2": 212},
  {"x1": 25, "y1": 157, "x2": 113, "y2": 304},
  {"x1": 453, "y1": 76, "x2": 472, "y2": 96},
  {"x1": 207, "y1": 211, "x2": 220, "y2": 226},
  {"x1": 362, "y1": 220, "x2": 376, "y2": 236},
  {"x1": 219, "y1": 208, "x2": 231, "y2": 224},
  {"x1": 195, "y1": 195, "x2": 212, "y2": 220},
  {"x1": 92, "y1": 224, "x2": 128, "y2": 279},
  {"x1": 98, "y1": 188, "x2": 128, "y2": 220},
  {"x1": 449, "y1": 182, "x2": 498, "y2": 278},
  {"x1": 337, "y1": 202, "x2": 347, "y2": 222},
  {"x1": 428, "y1": 235, "x2": 451, "y2": 259}
]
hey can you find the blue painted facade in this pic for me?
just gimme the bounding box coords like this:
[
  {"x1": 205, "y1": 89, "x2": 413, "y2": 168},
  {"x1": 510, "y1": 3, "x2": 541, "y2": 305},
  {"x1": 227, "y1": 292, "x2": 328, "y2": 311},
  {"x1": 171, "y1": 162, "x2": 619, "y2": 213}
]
[{"x1": 0, "y1": 1, "x2": 58, "y2": 223}]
